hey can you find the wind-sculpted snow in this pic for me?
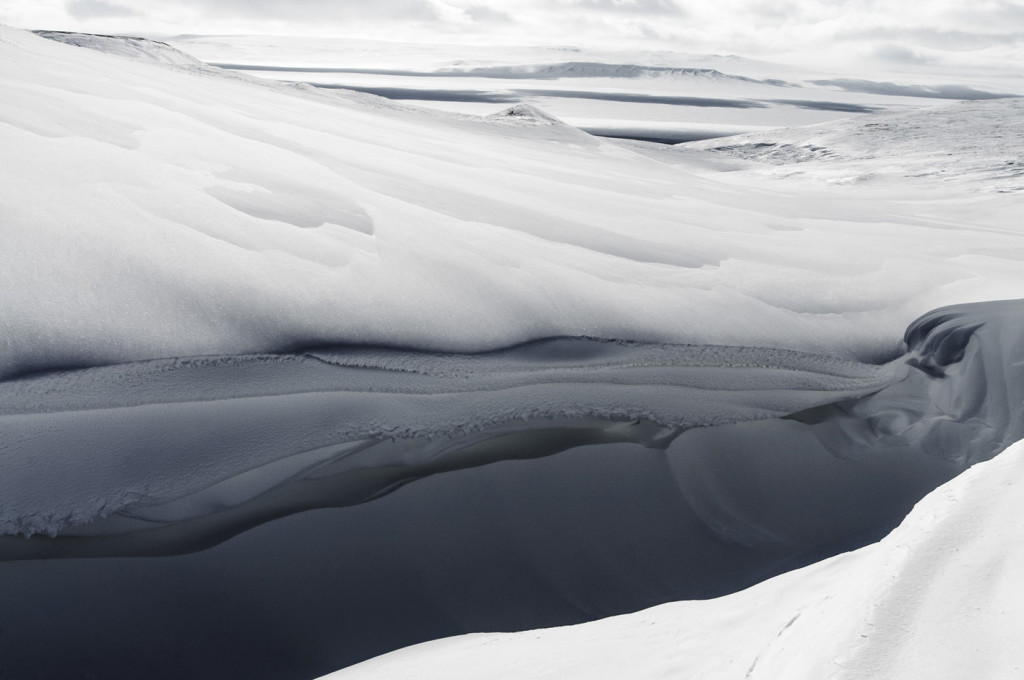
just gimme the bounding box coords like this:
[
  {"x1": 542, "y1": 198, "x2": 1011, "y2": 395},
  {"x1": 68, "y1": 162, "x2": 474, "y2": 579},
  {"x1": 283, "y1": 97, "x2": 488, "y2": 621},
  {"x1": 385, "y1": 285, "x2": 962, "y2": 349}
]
[
  {"x1": 33, "y1": 30, "x2": 204, "y2": 67},
  {"x1": 1, "y1": 301, "x2": 1024, "y2": 679},
  {"x1": 3, "y1": 25, "x2": 1024, "y2": 679},
  {"x1": 686, "y1": 97, "x2": 1024, "y2": 191},
  {"x1": 0, "y1": 338, "x2": 896, "y2": 548},
  {"x1": 328, "y1": 440, "x2": 1024, "y2": 680}
]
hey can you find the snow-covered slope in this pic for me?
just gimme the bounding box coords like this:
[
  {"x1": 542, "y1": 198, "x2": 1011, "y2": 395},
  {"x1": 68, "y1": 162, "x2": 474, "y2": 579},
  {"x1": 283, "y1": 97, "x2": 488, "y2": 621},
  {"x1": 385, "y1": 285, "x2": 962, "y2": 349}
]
[
  {"x1": 2, "y1": 24, "x2": 1024, "y2": 382},
  {"x1": 3, "y1": 24, "x2": 1024, "y2": 680},
  {"x1": 34, "y1": 30, "x2": 204, "y2": 66},
  {"x1": 685, "y1": 98, "x2": 1024, "y2": 191},
  {"x1": 325, "y1": 436, "x2": 1024, "y2": 680}
]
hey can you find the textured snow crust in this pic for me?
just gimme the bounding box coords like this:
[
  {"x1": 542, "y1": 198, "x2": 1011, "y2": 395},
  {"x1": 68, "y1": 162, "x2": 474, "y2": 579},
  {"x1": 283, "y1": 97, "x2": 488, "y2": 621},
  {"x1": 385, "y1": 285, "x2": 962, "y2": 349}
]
[
  {"x1": 686, "y1": 97, "x2": 1024, "y2": 191},
  {"x1": 3, "y1": 299, "x2": 1023, "y2": 565},
  {"x1": 34, "y1": 30, "x2": 204, "y2": 66},
  {"x1": 2, "y1": 301, "x2": 1024, "y2": 680},
  {"x1": 0, "y1": 338, "x2": 896, "y2": 542}
]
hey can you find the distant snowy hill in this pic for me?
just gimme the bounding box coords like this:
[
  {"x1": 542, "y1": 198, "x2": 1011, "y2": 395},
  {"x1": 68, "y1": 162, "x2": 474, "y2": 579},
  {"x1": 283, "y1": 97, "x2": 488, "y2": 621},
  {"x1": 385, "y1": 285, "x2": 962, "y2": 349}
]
[
  {"x1": 446, "y1": 61, "x2": 765, "y2": 83},
  {"x1": 685, "y1": 98, "x2": 1024, "y2": 192},
  {"x1": 33, "y1": 30, "x2": 203, "y2": 67}
]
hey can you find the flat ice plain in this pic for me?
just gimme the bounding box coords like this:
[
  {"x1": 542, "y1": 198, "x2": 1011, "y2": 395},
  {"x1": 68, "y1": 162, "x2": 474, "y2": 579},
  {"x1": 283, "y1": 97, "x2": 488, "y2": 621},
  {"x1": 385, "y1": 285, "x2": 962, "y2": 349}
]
[{"x1": 1, "y1": 25, "x2": 1023, "y2": 680}]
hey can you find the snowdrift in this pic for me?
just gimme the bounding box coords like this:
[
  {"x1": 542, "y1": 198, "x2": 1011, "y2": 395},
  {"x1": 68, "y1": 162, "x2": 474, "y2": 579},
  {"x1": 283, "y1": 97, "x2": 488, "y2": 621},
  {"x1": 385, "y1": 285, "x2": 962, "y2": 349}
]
[
  {"x1": 3, "y1": 24, "x2": 1024, "y2": 379},
  {"x1": 2, "y1": 24, "x2": 1024, "y2": 680},
  {"x1": 2, "y1": 299, "x2": 1024, "y2": 679},
  {"x1": 685, "y1": 97, "x2": 1024, "y2": 191},
  {"x1": 33, "y1": 30, "x2": 204, "y2": 66},
  {"x1": 329, "y1": 436, "x2": 1024, "y2": 680}
]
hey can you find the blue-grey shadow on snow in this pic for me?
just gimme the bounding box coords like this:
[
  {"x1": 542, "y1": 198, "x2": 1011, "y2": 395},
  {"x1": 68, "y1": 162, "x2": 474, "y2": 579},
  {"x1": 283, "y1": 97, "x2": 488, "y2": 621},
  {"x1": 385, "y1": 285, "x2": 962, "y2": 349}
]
[{"x1": 2, "y1": 301, "x2": 1024, "y2": 680}]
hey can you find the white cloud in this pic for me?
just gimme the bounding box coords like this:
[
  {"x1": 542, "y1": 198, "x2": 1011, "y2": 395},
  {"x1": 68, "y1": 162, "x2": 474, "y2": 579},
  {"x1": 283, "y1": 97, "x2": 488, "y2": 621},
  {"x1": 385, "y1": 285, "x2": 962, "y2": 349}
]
[
  {"x1": 66, "y1": 0, "x2": 137, "y2": 20},
  {"x1": 0, "y1": 0, "x2": 1019, "y2": 69}
]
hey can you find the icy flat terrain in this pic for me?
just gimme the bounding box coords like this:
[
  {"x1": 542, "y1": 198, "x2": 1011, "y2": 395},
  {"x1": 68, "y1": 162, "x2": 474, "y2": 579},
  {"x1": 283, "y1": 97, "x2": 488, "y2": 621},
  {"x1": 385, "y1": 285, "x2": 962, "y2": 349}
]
[{"x1": 1, "y1": 25, "x2": 1023, "y2": 680}]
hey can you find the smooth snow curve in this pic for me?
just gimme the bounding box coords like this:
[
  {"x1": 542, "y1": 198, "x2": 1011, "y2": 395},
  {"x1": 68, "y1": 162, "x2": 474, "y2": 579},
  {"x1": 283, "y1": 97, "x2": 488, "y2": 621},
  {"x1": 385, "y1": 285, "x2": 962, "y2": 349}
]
[
  {"x1": 3, "y1": 25, "x2": 1024, "y2": 379},
  {"x1": 0, "y1": 338, "x2": 896, "y2": 547},
  {"x1": 2, "y1": 24, "x2": 1024, "y2": 680},
  {"x1": 1, "y1": 300, "x2": 1023, "y2": 680},
  {"x1": 327, "y1": 436, "x2": 1024, "y2": 680},
  {"x1": 3, "y1": 300, "x2": 1024, "y2": 564}
]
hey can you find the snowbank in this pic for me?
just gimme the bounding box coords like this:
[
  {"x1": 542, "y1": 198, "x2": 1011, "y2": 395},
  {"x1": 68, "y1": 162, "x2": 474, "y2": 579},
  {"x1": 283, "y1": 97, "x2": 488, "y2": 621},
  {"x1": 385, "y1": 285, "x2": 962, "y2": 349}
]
[
  {"x1": 33, "y1": 30, "x2": 204, "y2": 67},
  {"x1": 2, "y1": 25, "x2": 1024, "y2": 379},
  {"x1": 325, "y1": 435, "x2": 1024, "y2": 680},
  {"x1": 685, "y1": 97, "x2": 1024, "y2": 191},
  {"x1": 1, "y1": 25, "x2": 1023, "y2": 680}
]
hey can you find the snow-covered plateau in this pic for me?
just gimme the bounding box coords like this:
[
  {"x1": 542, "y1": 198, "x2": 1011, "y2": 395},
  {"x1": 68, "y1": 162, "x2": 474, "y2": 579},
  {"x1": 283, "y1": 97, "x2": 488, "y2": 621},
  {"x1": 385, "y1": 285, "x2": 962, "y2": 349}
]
[{"x1": 1, "y1": 25, "x2": 1023, "y2": 680}]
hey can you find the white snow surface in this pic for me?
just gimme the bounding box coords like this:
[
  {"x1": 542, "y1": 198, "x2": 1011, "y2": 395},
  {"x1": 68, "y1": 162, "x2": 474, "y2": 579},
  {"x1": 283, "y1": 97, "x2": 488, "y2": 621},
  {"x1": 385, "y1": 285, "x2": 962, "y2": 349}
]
[
  {"x1": 685, "y1": 98, "x2": 1024, "y2": 192},
  {"x1": 3, "y1": 24, "x2": 1024, "y2": 377},
  {"x1": 33, "y1": 30, "x2": 204, "y2": 66},
  {"x1": 325, "y1": 436, "x2": 1024, "y2": 680}
]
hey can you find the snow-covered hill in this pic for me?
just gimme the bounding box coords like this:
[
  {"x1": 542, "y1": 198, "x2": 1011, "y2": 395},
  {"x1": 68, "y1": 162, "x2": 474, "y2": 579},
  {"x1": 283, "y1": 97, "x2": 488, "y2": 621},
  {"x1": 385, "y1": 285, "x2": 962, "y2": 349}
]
[
  {"x1": 685, "y1": 97, "x2": 1024, "y2": 192},
  {"x1": 2, "y1": 24, "x2": 1024, "y2": 680},
  {"x1": 2, "y1": 24, "x2": 1023, "y2": 380},
  {"x1": 34, "y1": 30, "x2": 204, "y2": 66}
]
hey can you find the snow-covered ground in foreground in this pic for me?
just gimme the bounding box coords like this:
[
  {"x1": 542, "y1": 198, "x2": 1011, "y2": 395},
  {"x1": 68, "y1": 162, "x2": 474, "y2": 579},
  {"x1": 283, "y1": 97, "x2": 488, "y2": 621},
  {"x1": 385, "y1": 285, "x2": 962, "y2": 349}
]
[
  {"x1": 3, "y1": 24, "x2": 1024, "y2": 381},
  {"x1": 2, "y1": 25, "x2": 1024, "y2": 680},
  {"x1": 327, "y1": 436, "x2": 1024, "y2": 680}
]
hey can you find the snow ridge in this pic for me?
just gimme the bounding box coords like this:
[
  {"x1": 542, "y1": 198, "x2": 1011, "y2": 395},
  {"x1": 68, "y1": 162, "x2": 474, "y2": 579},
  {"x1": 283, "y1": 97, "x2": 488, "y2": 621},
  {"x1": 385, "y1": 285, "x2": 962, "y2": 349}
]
[
  {"x1": 33, "y1": 30, "x2": 204, "y2": 66},
  {"x1": 685, "y1": 98, "x2": 1024, "y2": 191}
]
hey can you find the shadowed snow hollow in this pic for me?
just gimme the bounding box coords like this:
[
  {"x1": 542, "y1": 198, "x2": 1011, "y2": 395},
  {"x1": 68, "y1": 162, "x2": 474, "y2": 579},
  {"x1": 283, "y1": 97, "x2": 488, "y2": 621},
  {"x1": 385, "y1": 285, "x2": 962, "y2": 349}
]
[{"x1": 327, "y1": 437, "x2": 1024, "y2": 680}]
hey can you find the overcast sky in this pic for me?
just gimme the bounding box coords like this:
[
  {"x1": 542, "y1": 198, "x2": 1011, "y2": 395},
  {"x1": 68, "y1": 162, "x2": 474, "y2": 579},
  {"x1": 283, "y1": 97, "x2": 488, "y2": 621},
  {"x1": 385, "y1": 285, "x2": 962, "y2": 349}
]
[{"x1": 2, "y1": 0, "x2": 1022, "y2": 70}]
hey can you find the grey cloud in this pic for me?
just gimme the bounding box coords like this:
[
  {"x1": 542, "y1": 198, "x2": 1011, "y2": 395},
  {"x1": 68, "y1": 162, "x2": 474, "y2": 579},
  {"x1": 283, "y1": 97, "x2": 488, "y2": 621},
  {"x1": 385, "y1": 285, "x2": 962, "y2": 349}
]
[
  {"x1": 565, "y1": 0, "x2": 685, "y2": 16},
  {"x1": 174, "y1": 0, "x2": 441, "y2": 23},
  {"x1": 66, "y1": 0, "x2": 138, "y2": 19},
  {"x1": 464, "y1": 5, "x2": 513, "y2": 23},
  {"x1": 870, "y1": 43, "x2": 934, "y2": 65},
  {"x1": 837, "y1": 26, "x2": 1023, "y2": 52}
]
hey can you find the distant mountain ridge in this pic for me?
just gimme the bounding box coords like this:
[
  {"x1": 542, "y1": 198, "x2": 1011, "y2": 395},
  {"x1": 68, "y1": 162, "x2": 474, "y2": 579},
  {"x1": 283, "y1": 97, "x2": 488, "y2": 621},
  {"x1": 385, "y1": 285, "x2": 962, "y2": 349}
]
[{"x1": 449, "y1": 61, "x2": 770, "y2": 83}]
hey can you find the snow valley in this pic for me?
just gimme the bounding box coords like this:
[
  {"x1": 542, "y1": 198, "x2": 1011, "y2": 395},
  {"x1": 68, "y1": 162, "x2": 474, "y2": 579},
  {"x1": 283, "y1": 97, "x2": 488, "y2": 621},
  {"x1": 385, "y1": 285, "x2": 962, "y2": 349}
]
[{"x1": 0, "y1": 25, "x2": 1023, "y2": 680}]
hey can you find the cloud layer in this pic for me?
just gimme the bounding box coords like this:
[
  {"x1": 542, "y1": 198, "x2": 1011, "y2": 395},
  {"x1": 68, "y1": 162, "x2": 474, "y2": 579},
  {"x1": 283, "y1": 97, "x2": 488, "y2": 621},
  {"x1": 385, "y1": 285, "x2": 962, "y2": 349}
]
[{"x1": 1, "y1": 0, "x2": 1021, "y2": 70}]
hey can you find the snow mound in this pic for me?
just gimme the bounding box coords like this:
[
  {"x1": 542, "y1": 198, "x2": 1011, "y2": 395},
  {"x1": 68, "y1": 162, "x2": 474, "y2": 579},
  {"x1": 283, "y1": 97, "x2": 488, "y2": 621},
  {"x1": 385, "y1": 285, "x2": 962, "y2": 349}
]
[
  {"x1": 685, "y1": 98, "x2": 1024, "y2": 191},
  {"x1": 33, "y1": 30, "x2": 204, "y2": 67},
  {"x1": 485, "y1": 102, "x2": 565, "y2": 125},
  {"x1": 323, "y1": 435, "x2": 1024, "y2": 680},
  {"x1": 4, "y1": 299, "x2": 1023, "y2": 567},
  {"x1": 2, "y1": 23, "x2": 1024, "y2": 380}
]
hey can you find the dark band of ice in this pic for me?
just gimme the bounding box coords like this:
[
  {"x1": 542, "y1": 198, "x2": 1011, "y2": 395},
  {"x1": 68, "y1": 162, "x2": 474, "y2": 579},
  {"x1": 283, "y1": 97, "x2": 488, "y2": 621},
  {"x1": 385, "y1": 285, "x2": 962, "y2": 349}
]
[{"x1": 1, "y1": 300, "x2": 1022, "y2": 679}]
